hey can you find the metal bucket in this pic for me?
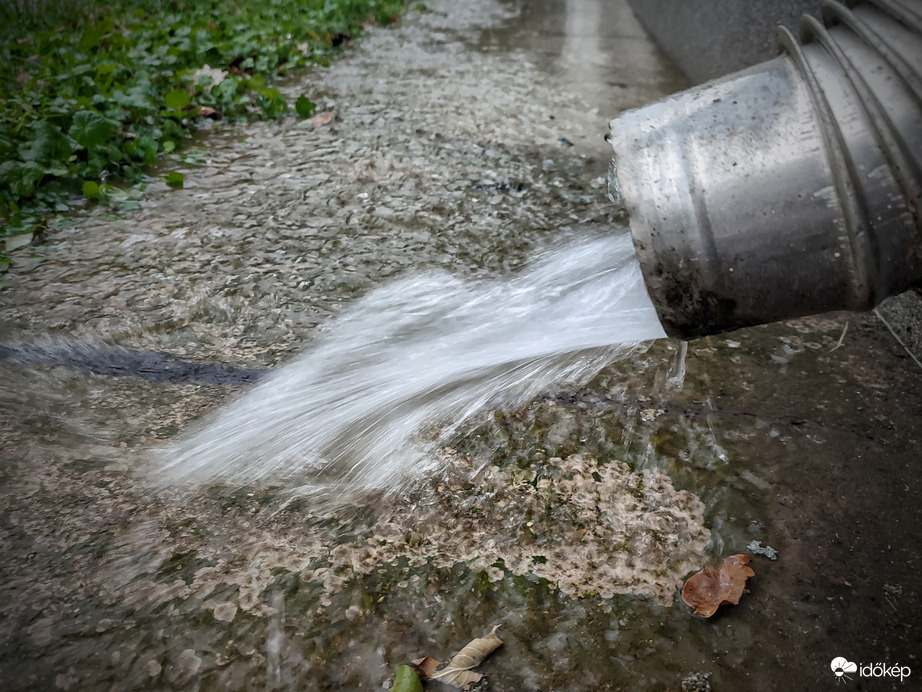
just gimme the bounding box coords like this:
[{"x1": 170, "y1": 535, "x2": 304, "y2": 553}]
[{"x1": 607, "y1": 0, "x2": 922, "y2": 338}]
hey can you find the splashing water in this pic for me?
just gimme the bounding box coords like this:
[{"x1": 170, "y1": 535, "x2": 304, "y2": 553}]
[{"x1": 155, "y1": 231, "x2": 666, "y2": 498}]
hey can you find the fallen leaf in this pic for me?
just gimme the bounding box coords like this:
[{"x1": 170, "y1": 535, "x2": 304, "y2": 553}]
[
  {"x1": 197, "y1": 106, "x2": 218, "y2": 118},
  {"x1": 411, "y1": 625, "x2": 502, "y2": 690},
  {"x1": 414, "y1": 659, "x2": 483, "y2": 689},
  {"x1": 681, "y1": 554, "x2": 754, "y2": 618},
  {"x1": 311, "y1": 111, "x2": 335, "y2": 126}
]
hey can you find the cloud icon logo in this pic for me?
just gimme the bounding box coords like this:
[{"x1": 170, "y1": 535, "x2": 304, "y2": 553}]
[{"x1": 831, "y1": 657, "x2": 858, "y2": 680}]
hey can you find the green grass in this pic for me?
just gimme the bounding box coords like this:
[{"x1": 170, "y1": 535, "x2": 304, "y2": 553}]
[{"x1": 0, "y1": 0, "x2": 405, "y2": 273}]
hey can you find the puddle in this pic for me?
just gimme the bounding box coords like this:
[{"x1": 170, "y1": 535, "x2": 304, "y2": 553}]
[{"x1": 1, "y1": 0, "x2": 921, "y2": 690}]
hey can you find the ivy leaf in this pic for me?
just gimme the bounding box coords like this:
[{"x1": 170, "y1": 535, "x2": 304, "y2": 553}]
[
  {"x1": 126, "y1": 135, "x2": 159, "y2": 166},
  {"x1": 82, "y1": 180, "x2": 102, "y2": 198},
  {"x1": 295, "y1": 94, "x2": 316, "y2": 119},
  {"x1": 165, "y1": 89, "x2": 190, "y2": 109},
  {"x1": 96, "y1": 61, "x2": 118, "y2": 77},
  {"x1": 0, "y1": 161, "x2": 45, "y2": 197},
  {"x1": 69, "y1": 111, "x2": 117, "y2": 150},
  {"x1": 19, "y1": 121, "x2": 75, "y2": 164},
  {"x1": 213, "y1": 77, "x2": 240, "y2": 104},
  {"x1": 164, "y1": 171, "x2": 184, "y2": 188},
  {"x1": 245, "y1": 74, "x2": 267, "y2": 91},
  {"x1": 257, "y1": 89, "x2": 287, "y2": 118},
  {"x1": 79, "y1": 16, "x2": 114, "y2": 51},
  {"x1": 112, "y1": 85, "x2": 154, "y2": 110}
]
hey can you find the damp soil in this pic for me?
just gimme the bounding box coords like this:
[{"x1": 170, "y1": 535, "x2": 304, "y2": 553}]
[{"x1": 1, "y1": 0, "x2": 920, "y2": 690}]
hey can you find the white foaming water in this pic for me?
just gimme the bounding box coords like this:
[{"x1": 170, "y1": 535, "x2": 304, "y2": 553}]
[{"x1": 155, "y1": 232, "x2": 666, "y2": 498}]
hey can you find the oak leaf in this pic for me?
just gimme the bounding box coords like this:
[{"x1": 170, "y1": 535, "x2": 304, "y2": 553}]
[
  {"x1": 411, "y1": 625, "x2": 502, "y2": 690},
  {"x1": 681, "y1": 554, "x2": 755, "y2": 618}
]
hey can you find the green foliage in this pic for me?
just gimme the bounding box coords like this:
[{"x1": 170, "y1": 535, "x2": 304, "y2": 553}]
[
  {"x1": 295, "y1": 95, "x2": 318, "y2": 119},
  {"x1": 164, "y1": 89, "x2": 191, "y2": 110},
  {"x1": 0, "y1": 0, "x2": 406, "y2": 264},
  {"x1": 69, "y1": 111, "x2": 118, "y2": 151},
  {"x1": 163, "y1": 171, "x2": 184, "y2": 189},
  {"x1": 391, "y1": 665, "x2": 423, "y2": 692},
  {"x1": 81, "y1": 180, "x2": 101, "y2": 199}
]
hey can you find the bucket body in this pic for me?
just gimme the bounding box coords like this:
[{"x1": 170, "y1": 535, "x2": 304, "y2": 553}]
[{"x1": 608, "y1": 0, "x2": 922, "y2": 338}]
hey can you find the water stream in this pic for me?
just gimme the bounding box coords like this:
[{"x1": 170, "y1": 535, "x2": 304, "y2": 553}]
[{"x1": 156, "y1": 232, "x2": 666, "y2": 498}]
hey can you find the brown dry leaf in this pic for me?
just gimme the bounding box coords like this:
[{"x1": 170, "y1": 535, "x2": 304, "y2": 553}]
[
  {"x1": 311, "y1": 111, "x2": 335, "y2": 126},
  {"x1": 413, "y1": 656, "x2": 483, "y2": 689},
  {"x1": 411, "y1": 625, "x2": 503, "y2": 690},
  {"x1": 681, "y1": 554, "x2": 755, "y2": 618}
]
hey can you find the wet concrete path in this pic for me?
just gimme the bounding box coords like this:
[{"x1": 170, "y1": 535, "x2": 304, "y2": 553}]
[{"x1": 1, "y1": 0, "x2": 921, "y2": 689}]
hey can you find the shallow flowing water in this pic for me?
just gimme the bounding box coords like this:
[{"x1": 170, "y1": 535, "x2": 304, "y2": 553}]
[{"x1": 157, "y1": 233, "x2": 665, "y2": 497}]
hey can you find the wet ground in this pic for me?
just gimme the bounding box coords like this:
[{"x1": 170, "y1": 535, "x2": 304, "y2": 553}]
[{"x1": 1, "y1": 0, "x2": 921, "y2": 689}]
